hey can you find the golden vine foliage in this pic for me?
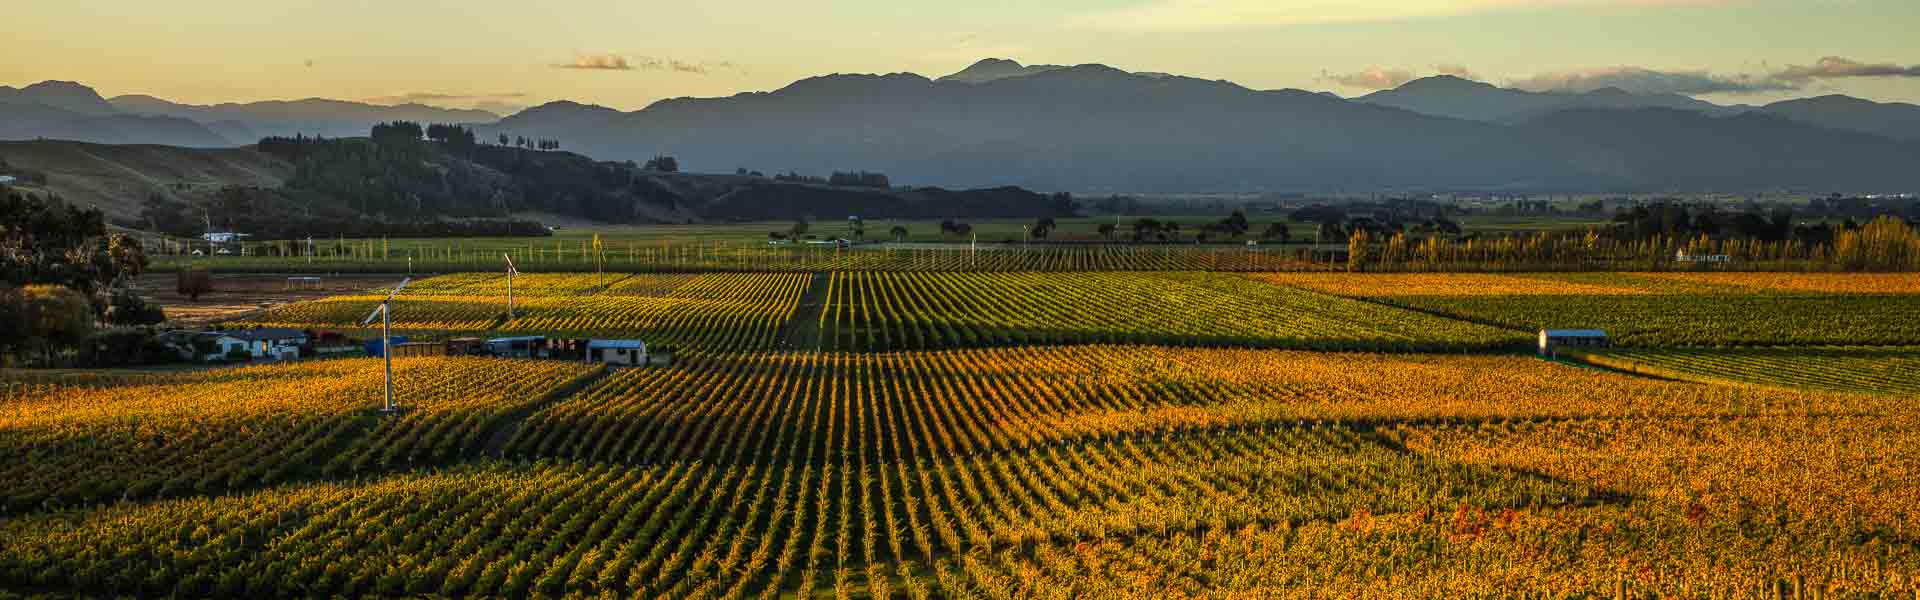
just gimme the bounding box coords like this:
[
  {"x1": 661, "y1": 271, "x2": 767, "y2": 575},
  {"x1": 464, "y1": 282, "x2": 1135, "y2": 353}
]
[{"x1": 0, "y1": 357, "x2": 593, "y2": 511}]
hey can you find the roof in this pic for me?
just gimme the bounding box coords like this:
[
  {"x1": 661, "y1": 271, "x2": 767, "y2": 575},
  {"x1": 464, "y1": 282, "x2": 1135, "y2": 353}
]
[
  {"x1": 486, "y1": 336, "x2": 547, "y2": 343},
  {"x1": 227, "y1": 328, "x2": 308, "y2": 341},
  {"x1": 588, "y1": 339, "x2": 646, "y2": 349},
  {"x1": 1541, "y1": 329, "x2": 1608, "y2": 337}
]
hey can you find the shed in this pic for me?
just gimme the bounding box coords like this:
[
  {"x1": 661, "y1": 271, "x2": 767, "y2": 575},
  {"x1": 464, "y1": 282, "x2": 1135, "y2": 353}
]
[
  {"x1": 1538, "y1": 329, "x2": 1610, "y2": 357},
  {"x1": 586, "y1": 339, "x2": 647, "y2": 366},
  {"x1": 446, "y1": 337, "x2": 487, "y2": 356},
  {"x1": 484, "y1": 336, "x2": 549, "y2": 359}
]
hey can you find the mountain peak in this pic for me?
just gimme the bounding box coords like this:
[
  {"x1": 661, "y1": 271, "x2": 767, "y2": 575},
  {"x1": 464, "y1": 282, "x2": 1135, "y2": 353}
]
[
  {"x1": 938, "y1": 58, "x2": 1069, "y2": 83},
  {"x1": 3, "y1": 80, "x2": 117, "y2": 115},
  {"x1": 1392, "y1": 75, "x2": 1497, "y2": 93}
]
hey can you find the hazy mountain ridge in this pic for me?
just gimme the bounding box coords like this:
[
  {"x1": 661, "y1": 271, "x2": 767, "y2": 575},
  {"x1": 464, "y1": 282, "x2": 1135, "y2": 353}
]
[
  {"x1": 480, "y1": 60, "x2": 1920, "y2": 192},
  {"x1": 8, "y1": 62, "x2": 1920, "y2": 192},
  {"x1": 107, "y1": 95, "x2": 501, "y2": 140},
  {"x1": 1356, "y1": 75, "x2": 1739, "y2": 123}
]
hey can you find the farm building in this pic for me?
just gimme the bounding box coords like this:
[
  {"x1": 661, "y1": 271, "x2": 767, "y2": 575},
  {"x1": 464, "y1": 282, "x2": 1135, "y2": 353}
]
[
  {"x1": 227, "y1": 328, "x2": 308, "y2": 360},
  {"x1": 1538, "y1": 329, "x2": 1610, "y2": 357},
  {"x1": 484, "y1": 336, "x2": 551, "y2": 359},
  {"x1": 586, "y1": 339, "x2": 648, "y2": 366},
  {"x1": 156, "y1": 331, "x2": 248, "y2": 362}
]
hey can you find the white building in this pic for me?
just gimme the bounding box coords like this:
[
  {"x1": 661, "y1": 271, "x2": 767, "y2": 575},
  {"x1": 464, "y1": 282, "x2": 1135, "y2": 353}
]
[
  {"x1": 1538, "y1": 329, "x2": 1610, "y2": 357},
  {"x1": 227, "y1": 328, "x2": 308, "y2": 360},
  {"x1": 202, "y1": 231, "x2": 249, "y2": 243},
  {"x1": 586, "y1": 339, "x2": 648, "y2": 366},
  {"x1": 0, "y1": 175, "x2": 17, "y2": 185}
]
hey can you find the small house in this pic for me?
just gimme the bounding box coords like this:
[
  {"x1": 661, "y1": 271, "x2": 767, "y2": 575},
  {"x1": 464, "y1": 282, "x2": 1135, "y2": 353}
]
[
  {"x1": 1538, "y1": 329, "x2": 1609, "y2": 357},
  {"x1": 586, "y1": 339, "x2": 647, "y2": 366},
  {"x1": 157, "y1": 330, "x2": 248, "y2": 362},
  {"x1": 0, "y1": 175, "x2": 16, "y2": 185},
  {"x1": 228, "y1": 328, "x2": 308, "y2": 360},
  {"x1": 388, "y1": 342, "x2": 443, "y2": 358}
]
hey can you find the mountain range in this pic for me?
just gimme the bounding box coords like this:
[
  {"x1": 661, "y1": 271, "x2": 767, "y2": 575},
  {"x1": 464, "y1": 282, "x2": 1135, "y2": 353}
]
[
  {"x1": 477, "y1": 60, "x2": 1920, "y2": 192},
  {"x1": 0, "y1": 81, "x2": 499, "y2": 148},
  {"x1": 7, "y1": 59, "x2": 1920, "y2": 192}
]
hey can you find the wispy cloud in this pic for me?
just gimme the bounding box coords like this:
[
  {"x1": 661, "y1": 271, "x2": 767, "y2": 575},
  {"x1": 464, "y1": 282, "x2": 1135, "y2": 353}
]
[
  {"x1": 557, "y1": 53, "x2": 635, "y2": 70},
  {"x1": 1506, "y1": 65, "x2": 1787, "y2": 95},
  {"x1": 1322, "y1": 67, "x2": 1419, "y2": 90},
  {"x1": 1772, "y1": 56, "x2": 1920, "y2": 84},
  {"x1": 553, "y1": 52, "x2": 741, "y2": 75},
  {"x1": 1073, "y1": 0, "x2": 1739, "y2": 31}
]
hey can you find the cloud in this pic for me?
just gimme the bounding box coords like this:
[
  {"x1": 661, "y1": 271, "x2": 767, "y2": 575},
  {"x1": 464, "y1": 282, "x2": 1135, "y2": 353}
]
[
  {"x1": 553, "y1": 53, "x2": 739, "y2": 75},
  {"x1": 1506, "y1": 66, "x2": 1788, "y2": 95},
  {"x1": 557, "y1": 53, "x2": 635, "y2": 70},
  {"x1": 361, "y1": 92, "x2": 527, "y2": 105},
  {"x1": 1073, "y1": 0, "x2": 1739, "y2": 31},
  {"x1": 1322, "y1": 67, "x2": 1419, "y2": 90},
  {"x1": 1771, "y1": 56, "x2": 1920, "y2": 84}
]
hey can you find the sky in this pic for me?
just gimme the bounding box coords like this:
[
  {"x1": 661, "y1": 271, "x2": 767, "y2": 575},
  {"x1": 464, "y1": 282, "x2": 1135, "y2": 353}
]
[{"x1": 4, "y1": 0, "x2": 1918, "y2": 114}]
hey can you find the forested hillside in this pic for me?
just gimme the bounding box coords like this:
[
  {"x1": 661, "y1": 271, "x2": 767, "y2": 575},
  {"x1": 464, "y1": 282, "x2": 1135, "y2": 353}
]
[{"x1": 3, "y1": 126, "x2": 1071, "y2": 239}]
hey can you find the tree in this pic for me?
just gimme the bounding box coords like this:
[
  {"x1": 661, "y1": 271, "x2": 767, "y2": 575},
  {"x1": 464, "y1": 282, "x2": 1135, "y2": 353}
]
[
  {"x1": 1221, "y1": 210, "x2": 1250, "y2": 238},
  {"x1": 644, "y1": 155, "x2": 680, "y2": 172},
  {"x1": 1097, "y1": 223, "x2": 1117, "y2": 241},
  {"x1": 890, "y1": 225, "x2": 909, "y2": 242},
  {"x1": 19, "y1": 284, "x2": 93, "y2": 366},
  {"x1": 1347, "y1": 229, "x2": 1373, "y2": 272},
  {"x1": 178, "y1": 268, "x2": 213, "y2": 302},
  {"x1": 103, "y1": 288, "x2": 165, "y2": 326},
  {"x1": 789, "y1": 219, "x2": 810, "y2": 238},
  {"x1": 1031, "y1": 217, "x2": 1056, "y2": 240},
  {"x1": 1261, "y1": 222, "x2": 1290, "y2": 242}
]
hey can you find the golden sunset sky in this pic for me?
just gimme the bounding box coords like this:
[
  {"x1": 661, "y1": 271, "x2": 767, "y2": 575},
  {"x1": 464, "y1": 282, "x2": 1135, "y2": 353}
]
[{"x1": 5, "y1": 0, "x2": 1917, "y2": 114}]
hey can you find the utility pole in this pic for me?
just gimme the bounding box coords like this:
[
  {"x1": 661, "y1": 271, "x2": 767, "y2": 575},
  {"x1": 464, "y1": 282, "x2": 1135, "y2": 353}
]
[{"x1": 360, "y1": 278, "x2": 411, "y2": 414}]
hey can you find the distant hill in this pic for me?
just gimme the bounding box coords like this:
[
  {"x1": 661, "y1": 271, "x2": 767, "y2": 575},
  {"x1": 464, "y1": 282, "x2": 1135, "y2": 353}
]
[
  {"x1": 0, "y1": 137, "x2": 1066, "y2": 233},
  {"x1": 108, "y1": 94, "x2": 502, "y2": 140},
  {"x1": 0, "y1": 140, "x2": 288, "y2": 219},
  {"x1": 1518, "y1": 108, "x2": 1920, "y2": 191},
  {"x1": 1356, "y1": 75, "x2": 1738, "y2": 123},
  {"x1": 0, "y1": 82, "x2": 231, "y2": 147},
  {"x1": 480, "y1": 63, "x2": 1920, "y2": 193},
  {"x1": 1759, "y1": 95, "x2": 1920, "y2": 142}
]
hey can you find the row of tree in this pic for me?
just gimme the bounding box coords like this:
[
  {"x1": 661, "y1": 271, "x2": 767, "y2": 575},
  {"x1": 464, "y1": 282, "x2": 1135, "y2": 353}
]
[{"x1": 1345, "y1": 216, "x2": 1920, "y2": 272}]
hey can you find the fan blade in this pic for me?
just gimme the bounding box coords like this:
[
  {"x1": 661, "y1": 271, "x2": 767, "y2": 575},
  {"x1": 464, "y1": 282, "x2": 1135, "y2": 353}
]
[
  {"x1": 384, "y1": 277, "x2": 411, "y2": 301},
  {"x1": 360, "y1": 303, "x2": 384, "y2": 326}
]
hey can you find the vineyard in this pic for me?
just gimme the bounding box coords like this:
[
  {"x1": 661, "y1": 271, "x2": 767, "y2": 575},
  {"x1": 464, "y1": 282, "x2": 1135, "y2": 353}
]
[
  {"x1": 236, "y1": 273, "x2": 809, "y2": 352},
  {"x1": 7, "y1": 266, "x2": 1920, "y2": 597},
  {"x1": 817, "y1": 272, "x2": 1526, "y2": 351},
  {"x1": 3, "y1": 347, "x2": 1917, "y2": 596},
  {"x1": 1260, "y1": 272, "x2": 1920, "y2": 347},
  {"x1": 0, "y1": 358, "x2": 596, "y2": 512},
  {"x1": 1572, "y1": 346, "x2": 1920, "y2": 396}
]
